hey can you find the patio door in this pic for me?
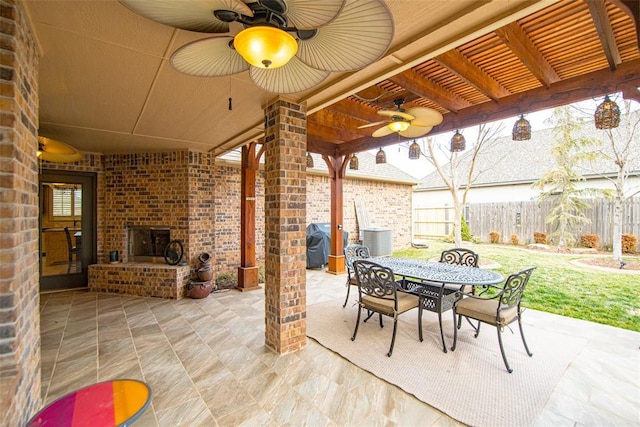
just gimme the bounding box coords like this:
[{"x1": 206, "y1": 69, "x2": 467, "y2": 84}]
[{"x1": 39, "y1": 171, "x2": 96, "y2": 291}]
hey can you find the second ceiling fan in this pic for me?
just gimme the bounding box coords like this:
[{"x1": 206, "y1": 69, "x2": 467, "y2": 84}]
[{"x1": 359, "y1": 98, "x2": 443, "y2": 138}]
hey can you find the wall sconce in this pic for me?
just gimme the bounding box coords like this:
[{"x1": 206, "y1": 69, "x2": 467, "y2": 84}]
[
  {"x1": 450, "y1": 130, "x2": 466, "y2": 152},
  {"x1": 512, "y1": 115, "x2": 531, "y2": 141},
  {"x1": 408, "y1": 141, "x2": 420, "y2": 159},
  {"x1": 349, "y1": 154, "x2": 359, "y2": 170},
  {"x1": 375, "y1": 148, "x2": 386, "y2": 164},
  {"x1": 594, "y1": 95, "x2": 620, "y2": 129}
]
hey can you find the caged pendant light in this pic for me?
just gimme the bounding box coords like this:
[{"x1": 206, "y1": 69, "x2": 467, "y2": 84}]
[
  {"x1": 349, "y1": 154, "x2": 359, "y2": 170},
  {"x1": 375, "y1": 148, "x2": 386, "y2": 164},
  {"x1": 306, "y1": 152, "x2": 314, "y2": 168},
  {"x1": 450, "y1": 130, "x2": 466, "y2": 152},
  {"x1": 512, "y1": 115, "x2": 531, "y2": 141},
  {"x1": 594, "y1": 95, "x2": 620, "y2": 129},
  {"x1": 408, "y1": 141, "x2": 420, "y2": 159}
]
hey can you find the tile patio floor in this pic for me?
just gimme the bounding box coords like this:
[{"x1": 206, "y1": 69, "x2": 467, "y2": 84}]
[{"x1": 39, "y1": 269, "x2": 639, "y2": 426}]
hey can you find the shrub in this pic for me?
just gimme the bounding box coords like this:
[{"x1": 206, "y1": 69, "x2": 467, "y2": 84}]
[
  {"x1": 622, "y1": 234, "x2": 638, "y2": 253},
  {"x1": 489, "y1": 231, "x2": 500, "y2": 244},
  {"x1": 533, "y1": 232, "x2": 547, "y2": 244},
  {"x1": 461, "y1": 216, "x2": 471, "y2": 241},
  {"x1": 580, "y1": 234, "x2": 599, "y2": 249},
  {"x1": 216, "y1": 272, "x2": 237, "y2": 289},
  {"x1": 510, "y1": 234, "x2": 519, "y2": 245}
]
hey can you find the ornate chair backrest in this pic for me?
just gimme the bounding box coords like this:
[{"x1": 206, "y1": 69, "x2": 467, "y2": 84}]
[
  {"x1": 345, "y1": 244, "x2": 371, "y2": 274},
  {"x1": 498, "y1": 267, "x2": 536, "y2": 310},
  {"x1": 439, "y1": 248, "x2": 479, "y2": 267},
  {"x1": 353, "y1": 259, "x2": 397, "y2": 303}
]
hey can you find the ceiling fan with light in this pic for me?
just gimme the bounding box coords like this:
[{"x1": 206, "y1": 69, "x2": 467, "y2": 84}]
[
  {"x1": 37, "y1": 136, "x2": 83, "y2": 163},
  {"x1": 119, "y1": 0, "x2": 394, "y2": 93},
  {"x1": 358, "y1": 98, "x2": 444, "y2": 138}
]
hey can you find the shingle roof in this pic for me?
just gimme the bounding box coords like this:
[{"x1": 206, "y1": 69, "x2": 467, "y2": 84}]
[
  {"x1": 218, "y1": 150, "x2": 418, "y2": 185},
  {"x1": 417, "y1": 112, "x2": 640, "y2": 190}
]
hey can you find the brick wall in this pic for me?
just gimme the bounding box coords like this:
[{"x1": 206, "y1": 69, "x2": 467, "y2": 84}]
[
  {"x1": 103, "y1": 150, "x2": 214, "y2": 269},
  {"x1": 212, "y1": 165, "x2": 414, "y2": 276},
  {"x1": 0, "y1": 0, "x2": 42, "y2": 424}
]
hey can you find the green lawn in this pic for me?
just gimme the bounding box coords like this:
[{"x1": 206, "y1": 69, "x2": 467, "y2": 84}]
[{"x1": 393, "y1": 241, "x2": 640, "y2": 332}]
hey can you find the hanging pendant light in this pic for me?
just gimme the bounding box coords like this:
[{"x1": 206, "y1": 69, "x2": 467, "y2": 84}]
[
  {"x1": 375, "y1": 148, "x2": 386, "y2": 164},
  {"x1": 594, "y1": 95, "x2": 620, "y2": 129},
  {"x1": 450, "y1": 130, "x2": 466, "y2": 152},
  {"x1": 233, "y1": 26, "x2": 298, "y2": 69},
  {"x1": 512, "y1": 115, "x2": 531, "y2": 141},
  {"x1": 349, "y1": 154, "x2": 359, "y2": 170},
  {"x1": 408, "y1": 141, "x2": 420, "y2": 159},
  {"x1": 306, "y1": 152, "x2": 314, "y2": 168}
]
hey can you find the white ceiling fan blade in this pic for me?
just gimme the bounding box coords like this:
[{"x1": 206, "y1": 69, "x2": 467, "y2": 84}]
[
  {"x1": 119, "y1": 0, "x2": 252, "y2": 33},
  {"x1": 377, "y1": 110, "x2": 414, "y2": 121},
  {"x1": 170, "y1": 37, "x2": 249, "y2": 76},
  {"x1": 296, "y1": 0, "x2": 393, "y2": 72},
  {"x1": 406, "y1": 107, "x2": 443, "y2": 127},
  {"x1": 399, "y1": 125, "x2": 433, "y2": 138},
  {"x1": 284, "y1": 0, "x2": 345, "y2": 29},
  {"x1": 357, "y1": 120, "x2": 388, "y2": 129},
  {"x1": 372, "y1": 125, "x2": 395, "y2": 137},
  {"x1": 250, "y1": 56, "x2": 330, "y2": 94}
]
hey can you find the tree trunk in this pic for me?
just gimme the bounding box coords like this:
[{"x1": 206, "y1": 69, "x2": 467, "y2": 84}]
[
  {"x1": 612, "y1": 190, "x2": 624, "y2": 261},
  {"x1": 453, "y1": 197, "x2": 463, "y2": 247}
]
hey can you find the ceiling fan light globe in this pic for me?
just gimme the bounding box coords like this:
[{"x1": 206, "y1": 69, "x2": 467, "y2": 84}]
[
  {"x1": 388, "y1": 121, "x2": 410, "y2": 132},
  {"x1": 234, "y1": 26, "x2": 298, "y2": 69}
]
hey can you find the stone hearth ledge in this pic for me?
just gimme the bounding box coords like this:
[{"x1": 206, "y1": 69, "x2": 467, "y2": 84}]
[{"x1": 88, "y1": 262, "x2": 191, "y2": 299}]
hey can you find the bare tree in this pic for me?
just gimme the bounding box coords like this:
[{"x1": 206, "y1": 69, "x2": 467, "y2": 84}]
[
  {"x1": 419, "y1": 123, "x2": 504, "y2": 247},
  {"x1": 592, "y1": 100, "x2": 640, "y2": 260}
]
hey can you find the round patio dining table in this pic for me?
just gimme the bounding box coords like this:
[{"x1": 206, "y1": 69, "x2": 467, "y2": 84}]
[{"x1": 27, "y1": 379, "x2": 151, "y2": 427}]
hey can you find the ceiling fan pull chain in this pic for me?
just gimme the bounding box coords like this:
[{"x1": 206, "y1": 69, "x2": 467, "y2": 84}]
[{"x1": 229, "y1": 97, "x2": 233, "y2": 111}]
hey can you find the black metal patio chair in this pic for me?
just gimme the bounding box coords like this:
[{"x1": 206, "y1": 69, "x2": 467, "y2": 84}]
[
  {"x1": 351, "y1": 259, "x2": 419, "y2": 357},
  {"x1": 343, "y1": 244, "x2": 371, "y2": 307},
  {"x1": 451, "y1": 267, "x2": 536, "y2": 373}
]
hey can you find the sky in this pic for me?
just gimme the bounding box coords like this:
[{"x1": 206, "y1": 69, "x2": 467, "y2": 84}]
[{"x1": 370, "y1": 93, "x2": 634, "y2": 180}]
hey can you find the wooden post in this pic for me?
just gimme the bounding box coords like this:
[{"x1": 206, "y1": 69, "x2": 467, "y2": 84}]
[
  {"x1": 237, "y1": 141, "x2": 261, "y2": 292},
  {"x1": 323, "y1": 154, "x2": 348, "y2": 275}
]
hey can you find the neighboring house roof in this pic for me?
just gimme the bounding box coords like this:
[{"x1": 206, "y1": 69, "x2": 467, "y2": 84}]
[
  {"x1": 416, "y1": 114, "x2": 640, "y2": 191},
  {"x1": 218, "y1": 150, "x2": 418, "y2": 185}
]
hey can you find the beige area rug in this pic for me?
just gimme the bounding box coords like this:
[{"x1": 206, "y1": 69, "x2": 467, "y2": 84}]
[{"x1": 307, "y1": 300, "x2": 587, "y2": 427}]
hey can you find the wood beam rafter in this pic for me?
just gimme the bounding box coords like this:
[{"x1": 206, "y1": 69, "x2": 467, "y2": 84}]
[
  {"x1": 389, "y1": 68, "x2": 472, "y2": 113},
  {"x1": 586, "y1": 0, "x2": 622, "y2": 70},
  {"x1": 495, "y1": 22, "x2": 560, "y2": 88},
  {"x1": 610, "y1": 0, "x2": 640, "y2": 47},
  {"x1": 434, "y1": 49, "x2": 511, "y2": 101},
  {"x1": 331, "y1": 59, "x2": 640, "y2": 156}
]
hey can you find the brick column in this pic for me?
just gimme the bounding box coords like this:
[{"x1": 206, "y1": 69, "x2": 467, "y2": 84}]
[
  {"x1": 263, "y1": 97, "x2": 307, "y2": 354},
  {"x1": 0, "y1": 1, "x2": 42, "y2": 424}
]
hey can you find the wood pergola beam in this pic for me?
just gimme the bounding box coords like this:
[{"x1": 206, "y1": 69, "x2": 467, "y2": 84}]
[
  {"x1": 495, "y1": 22, "x2": 560, "y2": 88},
  {"x1": 389, "y1": 68, "x2": 472, "y2": 113},
  {"x1": 332, "y1": 59, "x2": 640, "y2": 156},
  {"x1": 434, "y1": 49, "x2": 511, "y2": 101},
  {"x1": 587, "y1": 0, "x2": 622, "y2": 70},
  {"x1": 610, "y1": 0, "x2": 639, "y2": 47}
]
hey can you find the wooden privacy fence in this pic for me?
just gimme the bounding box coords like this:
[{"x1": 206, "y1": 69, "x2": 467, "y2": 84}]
[{"x1": 414, "y1": 197, "x2": 640, "y2": 247}]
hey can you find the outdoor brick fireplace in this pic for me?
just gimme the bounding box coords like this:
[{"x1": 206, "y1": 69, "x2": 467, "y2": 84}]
[{"x1": 88, "y1": 150, "x2": 215, "y2": 299}]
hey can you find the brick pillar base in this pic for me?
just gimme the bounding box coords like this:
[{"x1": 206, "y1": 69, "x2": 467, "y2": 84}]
[{"x1": 263, "y1": 96, "x2": 307, "y2": 354}]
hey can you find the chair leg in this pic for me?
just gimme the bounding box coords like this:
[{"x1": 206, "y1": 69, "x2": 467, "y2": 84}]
[
  {"x1": 474, "y1": 321, "x2": 481, "y2": 338},
  {"x1": 497, "y1": 327, "x2": 513, "y2": 373},
  {"x1": 418, "y1": 304, "x2": 424, "y2": 342},
  {"x1": 378, "y1": 313, "x2": 384, "y2": 329},
  {"x1": 387, "y1": 317, "x2": 398, "y2": 357},
  {"x1": 451, "y1": 309, "x2": 458, "y2": 351},
  {"x1": 437, "y1": 310, "x2": 447, "y2": 353},
  {"x1": 518, "y1": 315, "x2": 533, "y2": 357},
  {"x1": 351, "y1": 306, "x2": 363, "y2": 342},
  {"x1": 343, "y1": 282, "x2": 351, "y2": 308}
]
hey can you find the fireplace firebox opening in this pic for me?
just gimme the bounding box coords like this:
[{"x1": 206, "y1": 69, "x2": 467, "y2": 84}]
[{"x1": 128, "y1": 226, "x2": 171, "y2": 263}]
